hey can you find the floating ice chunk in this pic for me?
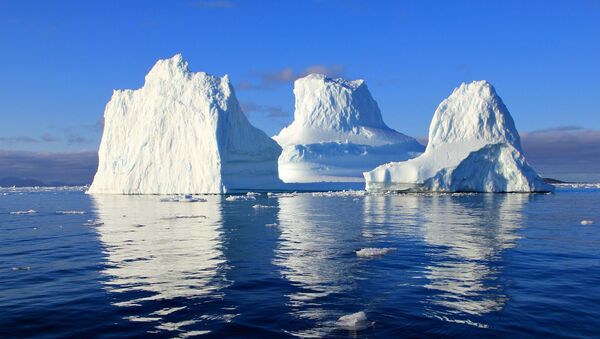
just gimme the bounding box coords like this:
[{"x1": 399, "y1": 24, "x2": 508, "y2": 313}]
[
  {"x1": 580, "y1": 220, "x2": 594, "y2": 225},
  {"x1": 265, "y1": 223, "x2": 278, "y2": 227},
  {"x1": 83, "y1": 219, "x2": 104, "y2": 226},
  {"x1": 252, "y1": 204, "x2": 277, "y2": 209},
  {"x1": 56, "y1": 210, "x2": 86, "y2": 214},
  {"x1": 10, "y1": 210, "x2": 36, "y2": 215},
  {"x1": 11, "y1": 266, "x2": 31, "y2": 271},
  {"x1": 225, "y1": 195, "x2": 256, "y2": 202},
  {"x1": 336, "y1": 311, "x2": 373, "y2": 331},
  {"x1": 246, "y1": 192, "x2": 261, "y2": 196},
  {"x1": 356, "y1": 247, "x2": 397, "y2": 258},
  {"x1": 160, "y1": 195, "x2": 207, "y2": 202}
]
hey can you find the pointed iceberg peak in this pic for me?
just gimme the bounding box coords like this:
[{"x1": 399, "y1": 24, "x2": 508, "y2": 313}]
[
  {"x1": 145, "y1": 53, "x2": 192, "y2": 83},
  {"x1": 428, "y1": 80, "x2": 521, "y2": 151}
]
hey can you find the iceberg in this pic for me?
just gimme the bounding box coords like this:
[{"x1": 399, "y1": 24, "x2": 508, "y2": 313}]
[
  {"x1": 88, "y1": 54, "x2": 282, "y2": 194},
  {"x1": 364, "y1": 81, "x2": 554, "y2": 193},
  {"x1": 273, "y1": 74, "x2": 424, "y2": 183}
]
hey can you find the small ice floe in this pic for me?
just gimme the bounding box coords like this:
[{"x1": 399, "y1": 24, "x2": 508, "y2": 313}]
[
  {"x1": 311, "y1": 190, "x2": 366, "y2": 198},
  {"x1": 580, "y1": 219, "x2": 594, "y2": 225},
  {"x1": 355, "y1": 247, "x2": 397, "y2": 258},
  {"x1": 83, "y1": 219, "x2": 104, "y2": 226},
  {"x1": 10, "y1": 210, "x2": 37, "y2": 215},
  {"x1": 160, "y1": 195, "x2": 206, "y2": 203},
  {"x1": 265, "y1": 223, "x2": 278, "y2": 227},
  {"x1": 11, "y1": 266, "x2": 31, "y2": 271},
  {"x1": 336, "y1": 311, "x2": 373, "y2": 331},
  {"x1": 225, "y1": 195, "x2": 256, "y2": 202},
  {"x1": 252, "y1": 204, "x2": 276, "y2": 209},
  {"x1": 266, "y1": 192, "x2": 296, "y2": 198},
  {"x1": 56, "y1": 210, "x2": 86, "y2": 215},
  {"x1": 246, "y1": 192, "x2": 261, "y2": 197}
]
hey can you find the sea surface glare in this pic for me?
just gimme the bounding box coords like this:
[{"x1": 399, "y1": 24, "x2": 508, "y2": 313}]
[{"x1": 1, "y1": 186, "x2": 599, "y2": 338}]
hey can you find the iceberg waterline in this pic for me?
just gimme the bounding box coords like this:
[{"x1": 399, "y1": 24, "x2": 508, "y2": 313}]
[{"x1": 88, "y1": 55, "x2": 552, "y2": 194}]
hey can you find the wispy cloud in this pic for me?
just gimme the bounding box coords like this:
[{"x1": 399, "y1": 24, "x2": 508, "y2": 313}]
[
  {"x1": 0, "y1": 150, "x2": 97, "y2": 185},
  {"x1": 240, "y1": 101, "x2": 290, "y2": 119},
  {"x1": 520, "y1": 126, "x2": 600, "y2": 182},
  {"x1": 191, "y1": 0, "x2": 236, "y2": 9},
  {"x1": 238, "y1": 64, "x2": 346, "y2": 90},
  {"x1": 0, "y1": 136, "x2": 39, "y2": 145},
  {"x1": 40, "y1": 133, "x2": 61, "y2": 142}
]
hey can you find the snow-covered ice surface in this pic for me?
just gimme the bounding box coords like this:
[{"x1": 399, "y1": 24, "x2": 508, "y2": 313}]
[
  {"x1": 88, "y1": 54, "x2": 282, "y2": 195},
  {"x1": 365, "y1": 81, "x2": 554, "y2": 193},
  {"x1": 273, "y1": 74, "x2": 424, "y2": 184}
]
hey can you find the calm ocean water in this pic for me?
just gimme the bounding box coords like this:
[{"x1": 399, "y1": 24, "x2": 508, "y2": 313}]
[{"x1": 1, "y1": 187, "x2": 599, "y2": 338}]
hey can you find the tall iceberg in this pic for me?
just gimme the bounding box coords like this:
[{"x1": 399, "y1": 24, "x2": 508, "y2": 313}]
[
  {"x1": 364, "y1": 80, "x2": 554, "y2": 193},
  {"x1": 273, "y1": 74, "x2": 424, "y2": 183},
  {"x1": 88, "y1": 54, "x2": 282, "y2": 194}
]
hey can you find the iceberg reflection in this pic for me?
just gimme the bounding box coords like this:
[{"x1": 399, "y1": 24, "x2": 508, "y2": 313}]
[
  {"x1": 419, "y1": 194, "x2": 527, "y2": 326},
  {"x1": 274, "y1": 193, "x2": 364, "y2": 336},
  {"x1": 91, "y1": 195, "x2": 229, "y2": 335}
]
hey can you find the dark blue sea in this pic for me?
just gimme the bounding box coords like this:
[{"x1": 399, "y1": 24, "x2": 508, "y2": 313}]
[{"x1": 1, "y1": 186, "x2": 599, "y2": 338}]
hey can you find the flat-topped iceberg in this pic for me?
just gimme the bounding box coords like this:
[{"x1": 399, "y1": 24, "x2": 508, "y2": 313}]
[
  {"x1": 88, "y1": 54, "x2": 282, "y2": 194},
  {"x1": 273, "y1": 74, "x2": 423, "y2": 183},
  {"x1": 364, "y1": 81, "x2": 554, "y2": 193}
]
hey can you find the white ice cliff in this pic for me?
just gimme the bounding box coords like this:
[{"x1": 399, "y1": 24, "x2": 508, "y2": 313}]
[
  {"x1": 364, "y1": 80, "x2": 554, "y2": 192},
  {"x1": 88, "y1": 54, "x2": 282, "y2": 194},
  {"x1": 273, "y1": 74, "x2": 424, "y2": 183}
]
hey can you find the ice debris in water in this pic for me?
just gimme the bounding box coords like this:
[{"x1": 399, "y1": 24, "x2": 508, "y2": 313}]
[
  {"x1": 268, "y1": 192, "x2": 297, "y2": 198},
  {"x1": 83, "y1": 219, "x2": 104, "y2": 226},
  {"x1": 356, "y1": 247, "x2": 397, "y2": 258},
  {"x1": 10, "y1": 210, "x2": 37, "y2": 215},
  {"x1": 56, "y1": 210, "x2": 86, "y2": 214},
  {"x1": 11, "y1": 266, "x2": 31, "y2": 271},
  {"x1": 160, "y1": 195, "x2": 207, "y2": 203},
  {"x1": 265, "y1": 223, "x2": 278, "y2": 227},
  {"x1": 246, "y1": 192, "x2": 261, "y2": 196},
  {"x1": 252, "y1": 204, "x2": 277, "y2": 209},
  {"x1": 311, "y1": 190, "x2": 366, "y2": 198},
  {"x1": 336, "y1": 311, "x2": 373, "y2": 331},
  {"x1": 580, "y1": 220, "x2": 594, "y2": 225},
  {"x1": 225, "y1": 195, "x2": 256, "y2": 202}
]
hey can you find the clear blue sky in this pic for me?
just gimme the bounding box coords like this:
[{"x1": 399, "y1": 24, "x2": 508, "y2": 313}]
[{"x1": 1, "y1": 0, "x2": 599, "y2": 182}]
